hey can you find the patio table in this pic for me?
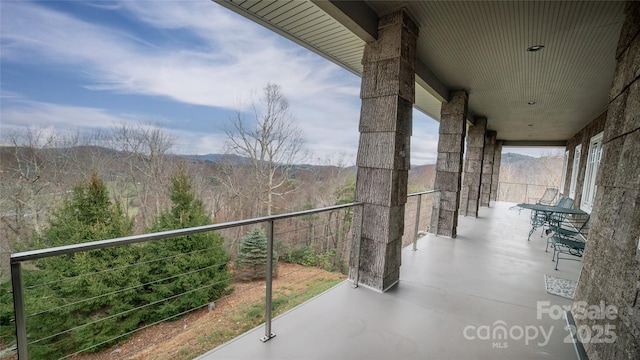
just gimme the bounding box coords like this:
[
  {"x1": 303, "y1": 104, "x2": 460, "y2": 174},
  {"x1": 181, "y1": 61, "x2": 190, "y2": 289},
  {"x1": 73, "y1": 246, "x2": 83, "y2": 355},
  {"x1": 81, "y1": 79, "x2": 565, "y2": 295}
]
[{"x1": 516, "y1": 203, "x2": 587, "y2": 240}]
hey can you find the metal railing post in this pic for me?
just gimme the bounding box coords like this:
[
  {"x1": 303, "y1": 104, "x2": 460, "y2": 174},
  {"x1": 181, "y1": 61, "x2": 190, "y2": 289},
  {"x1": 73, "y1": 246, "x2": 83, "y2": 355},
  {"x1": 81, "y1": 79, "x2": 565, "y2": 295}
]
[
  {"x1": 412, "y1": 194, "x2": 422, "y2": 251},
  {"x1": 352, "y1": 204, "x2": 364, "y2": 288},
  {"x1": 11, "y1": 262, "x2": 28, "y2": 359},
  {"x1": 260, "y1": 220, "x2": 276, "y2": 342}
]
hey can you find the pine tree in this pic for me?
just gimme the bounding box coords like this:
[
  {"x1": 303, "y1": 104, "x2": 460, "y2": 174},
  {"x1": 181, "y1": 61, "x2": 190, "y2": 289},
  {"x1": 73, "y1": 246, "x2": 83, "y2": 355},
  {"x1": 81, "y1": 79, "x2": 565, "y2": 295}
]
[
  {"x1": 143, "y1": 168, "x2": 230, "y2": 319},
  {"x1": 236, "y1": 227, "x2": 278, "y2": 281},
  {"x1": 22, "y1": 174, "x2": 141, "y2": 358}
]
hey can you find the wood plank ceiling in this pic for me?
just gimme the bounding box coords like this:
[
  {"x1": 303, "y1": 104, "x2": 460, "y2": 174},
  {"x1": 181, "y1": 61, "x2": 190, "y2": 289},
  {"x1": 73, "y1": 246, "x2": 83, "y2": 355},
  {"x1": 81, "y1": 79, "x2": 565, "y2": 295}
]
[{"x1": 214, "y1": 0, "x2": 625, "y2": 144}]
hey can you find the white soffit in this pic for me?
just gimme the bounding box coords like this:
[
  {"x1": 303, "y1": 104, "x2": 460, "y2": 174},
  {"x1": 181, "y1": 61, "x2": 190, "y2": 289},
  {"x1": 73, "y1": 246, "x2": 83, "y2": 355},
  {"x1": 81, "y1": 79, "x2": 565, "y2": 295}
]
[{"x1": 215, "y1": 1, "x2": 626, "y2": 143}]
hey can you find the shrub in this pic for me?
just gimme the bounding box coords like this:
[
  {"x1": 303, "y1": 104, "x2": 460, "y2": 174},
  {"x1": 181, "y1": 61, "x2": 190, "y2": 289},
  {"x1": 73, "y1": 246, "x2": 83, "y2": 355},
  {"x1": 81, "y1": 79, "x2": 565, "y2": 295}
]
[{"x1": 236, "y1": 227, "x2": 278, "y2": 281}]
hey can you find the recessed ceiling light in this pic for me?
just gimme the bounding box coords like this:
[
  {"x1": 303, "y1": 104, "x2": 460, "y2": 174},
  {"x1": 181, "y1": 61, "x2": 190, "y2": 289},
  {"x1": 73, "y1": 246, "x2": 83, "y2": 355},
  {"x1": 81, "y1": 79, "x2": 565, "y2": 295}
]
[
  {"x1": 527, "y1": 45, "x2": 545, "y2": 52},
  {"x1": 528, "y1": 101, "x2": 536, "y2": 105}
]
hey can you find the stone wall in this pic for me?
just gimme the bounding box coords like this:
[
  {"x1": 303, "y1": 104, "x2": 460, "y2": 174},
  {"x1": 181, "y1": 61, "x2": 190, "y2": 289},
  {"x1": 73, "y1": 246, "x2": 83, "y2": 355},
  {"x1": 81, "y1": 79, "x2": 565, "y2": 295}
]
[{"x1": 572, "y1": 2, "x2": 640, "y2": 359}]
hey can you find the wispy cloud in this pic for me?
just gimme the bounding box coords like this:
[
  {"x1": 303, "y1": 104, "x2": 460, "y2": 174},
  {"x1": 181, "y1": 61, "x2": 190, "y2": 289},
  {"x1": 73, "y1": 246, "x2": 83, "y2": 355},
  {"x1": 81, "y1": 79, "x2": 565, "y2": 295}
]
[
  {"x1": 1, "y1": 1, "x2": 359, "y2": 108},
  {"x1": 0, "y1": 1, "x2": 438, "y2": 164},
  {"x1": 1, "y1": 97, "x2": 132, "y2": 130},
  {"x1": 0, "y1": 97, "x2": 182, "y2": 152}
]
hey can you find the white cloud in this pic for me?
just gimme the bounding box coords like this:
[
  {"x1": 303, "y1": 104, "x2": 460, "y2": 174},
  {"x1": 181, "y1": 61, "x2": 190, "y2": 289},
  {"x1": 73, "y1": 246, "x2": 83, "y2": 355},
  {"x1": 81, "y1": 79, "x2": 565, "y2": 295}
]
[
  {"x1": 1, "y1": 98, "x2": 131, "y2": 130},
  {"x1": 0, "y1": 1, "x2": 440, "y2": 165},
  {"x1": 0, "y1": 1, "x2": 359, "y2": 109}
]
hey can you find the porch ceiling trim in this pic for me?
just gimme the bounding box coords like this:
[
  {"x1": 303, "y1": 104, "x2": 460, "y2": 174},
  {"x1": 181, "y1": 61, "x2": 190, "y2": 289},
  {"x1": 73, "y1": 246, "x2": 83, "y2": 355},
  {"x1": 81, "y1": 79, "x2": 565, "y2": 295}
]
[{"x1": 213, "y1": 0, "x2": 625, "y2": 143}]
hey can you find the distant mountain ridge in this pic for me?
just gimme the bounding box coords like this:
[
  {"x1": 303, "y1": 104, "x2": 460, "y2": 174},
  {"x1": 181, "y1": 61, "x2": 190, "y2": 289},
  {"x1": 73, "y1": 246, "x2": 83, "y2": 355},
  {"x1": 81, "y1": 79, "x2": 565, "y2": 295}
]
[
  {"x1": 183, "y1": 152, "x2": 538, "y2": 166},
  {"x1": 501, "y1": 153, "x2": 536, "y2": 164},
  {"x1": 181, "y1": 153, "x2": 251, "y2": 164}
]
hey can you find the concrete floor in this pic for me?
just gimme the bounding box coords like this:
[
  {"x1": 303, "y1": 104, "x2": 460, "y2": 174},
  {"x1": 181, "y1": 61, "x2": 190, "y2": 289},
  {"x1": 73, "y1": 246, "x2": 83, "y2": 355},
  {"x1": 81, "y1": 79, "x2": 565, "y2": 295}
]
[{"x1": 199, "y1": 202, "x2": 582, "y2": 360}]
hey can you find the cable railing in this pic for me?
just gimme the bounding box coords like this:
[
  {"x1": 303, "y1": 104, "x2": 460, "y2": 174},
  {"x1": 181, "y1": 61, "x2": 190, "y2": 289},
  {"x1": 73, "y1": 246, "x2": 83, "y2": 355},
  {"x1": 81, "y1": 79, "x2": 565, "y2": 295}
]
[
  {"x1": 6, "y1": 191, "x2": 440, "y2": 359},
  {"x1": 496, "y1": 182, "x2": 559, "y2": 204},
  {"x1": 8, "y1": 202, "x2": 363, "y2": 360},
  {"x1": 402, "y1": 190, "x2": 438, "y2": 250}
]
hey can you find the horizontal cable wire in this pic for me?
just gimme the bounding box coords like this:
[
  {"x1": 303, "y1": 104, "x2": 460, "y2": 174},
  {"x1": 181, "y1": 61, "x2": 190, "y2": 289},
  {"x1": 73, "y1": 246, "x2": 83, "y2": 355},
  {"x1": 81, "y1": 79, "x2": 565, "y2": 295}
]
[
  {"x1": 29, "y1": 272, "x2": 234, "y2": 345},
  {"x1": 13, "y1": 203, "x2": 366, "y2": 358},
  {"x1": 24, "y1": 245, "x2": 219, "y2": 291},
  {"x1": 112, "y1": 284, "x2": 271, "y2": 360},
  {"x1": 26, "y1": 259, "x2": 230, "y2": 318}
]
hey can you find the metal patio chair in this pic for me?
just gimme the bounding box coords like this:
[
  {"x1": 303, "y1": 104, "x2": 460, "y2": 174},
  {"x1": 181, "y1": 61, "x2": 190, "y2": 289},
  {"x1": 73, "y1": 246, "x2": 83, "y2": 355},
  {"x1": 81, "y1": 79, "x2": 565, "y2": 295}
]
[
  {"x1": 547, "y1": 215, "x2": 590, "y2": 270},
  {"x1": 533, "y1": 188, "x2": 558, "y2": 205},
  {"x1": 544, "y1": 197, "x2": 575, "y2": 229},
  {"x1": 528, "y1": 196, "x2": 567, "y2": 230}
]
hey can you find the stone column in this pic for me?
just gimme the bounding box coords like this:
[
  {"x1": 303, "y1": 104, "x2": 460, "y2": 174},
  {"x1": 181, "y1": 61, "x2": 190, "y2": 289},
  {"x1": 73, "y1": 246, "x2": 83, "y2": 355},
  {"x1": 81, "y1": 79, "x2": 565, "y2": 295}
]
[
  {"x1": 479, "y1": 131, "x2": 496, "y2": 207},
  {"x1": 430, "y1": 90, "x2": 468, "y2": 238},
  {"x1": 350, "y1": 10, "x2": 417, "y2": 292},
  {"x1": 460, "y1": 118, "x2": 486, "y2": 217},
  {"x1": 490, "y1": 140, "x2": 503, "y2": 202},
  {"x1": 573, "y1": 2, "x2": 640, "y2": 359}
]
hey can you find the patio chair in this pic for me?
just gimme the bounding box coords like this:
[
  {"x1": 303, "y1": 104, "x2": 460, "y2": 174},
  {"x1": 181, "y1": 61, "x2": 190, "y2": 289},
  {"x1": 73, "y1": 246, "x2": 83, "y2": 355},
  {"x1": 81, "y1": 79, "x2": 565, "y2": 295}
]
[
  {"x1": 528, "y1": 196, "x2": 571, "y2": 233},
  {"x1": 532, "y1": 188, "x2": 558, "y2": 205},
  {"x1": 545, "y1": 214, "x2": 589, "y2": 250},
  {"x1": 544, "y1": 197, "x2": 575, "y2": 230},
  {"x1": 547, "y1": 215, "x2": 590, "y2": 270}
]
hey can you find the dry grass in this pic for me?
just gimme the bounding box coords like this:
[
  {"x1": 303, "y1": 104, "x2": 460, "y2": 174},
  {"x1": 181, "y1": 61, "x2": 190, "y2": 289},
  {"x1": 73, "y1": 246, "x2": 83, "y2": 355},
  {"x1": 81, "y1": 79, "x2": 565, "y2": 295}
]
[{"x1": 68, "y1": 263, "x2": 345, "y2": 360}]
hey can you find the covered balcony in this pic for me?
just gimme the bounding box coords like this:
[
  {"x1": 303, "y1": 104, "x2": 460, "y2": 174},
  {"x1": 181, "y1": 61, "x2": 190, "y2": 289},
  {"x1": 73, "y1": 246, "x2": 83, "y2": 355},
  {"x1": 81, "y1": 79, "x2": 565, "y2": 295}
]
[
  {"x1": 6, "y1": 1, "x2": 639, "y2": 359},
  {"x1": 202, "y1": 202, "x2": 583, "y2": 359},
  {"x1": 210, "y1": 1, "x2": 639, "y2": 359}
]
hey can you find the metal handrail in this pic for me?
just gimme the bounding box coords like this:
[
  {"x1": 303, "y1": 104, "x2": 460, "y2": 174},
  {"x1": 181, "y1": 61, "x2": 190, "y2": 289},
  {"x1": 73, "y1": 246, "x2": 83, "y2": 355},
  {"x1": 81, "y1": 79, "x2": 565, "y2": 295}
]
[
  {"x1": 10, "y1": 201, "x2": 364, "y2": 359},
  {"x1": 10, "y1": 192, "x2": 441, "y2": 359},
  {"x1": 407, "y1": 189, "x2": 438, "y2": 198},
  {"x1": 497, "y1": 181, "x2": 557, "y2": 187},
  {"x1": 10, "y1": 202, "x2": 362, "y2": 263},
  {"x1": 406, "y1": 190, "x2": 438, "y2": 250},
  {"x1": 496, "y1": 182, "x2": 559, "y2": 203}
]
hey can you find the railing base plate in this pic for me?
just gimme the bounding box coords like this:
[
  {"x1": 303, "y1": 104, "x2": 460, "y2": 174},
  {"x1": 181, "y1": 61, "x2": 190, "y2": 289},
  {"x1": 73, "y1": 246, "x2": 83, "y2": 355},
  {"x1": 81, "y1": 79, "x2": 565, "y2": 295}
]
[{"x1": 260, "y1": 333, "x2": 276, "y2": 343}]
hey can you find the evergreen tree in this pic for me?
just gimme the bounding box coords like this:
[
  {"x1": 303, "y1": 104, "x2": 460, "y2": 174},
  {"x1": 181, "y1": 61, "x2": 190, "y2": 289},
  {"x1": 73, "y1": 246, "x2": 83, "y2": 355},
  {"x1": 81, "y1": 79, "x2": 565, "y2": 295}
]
[
  {"x1": 143, "y1": 168, "x2": 230, "y2": 319},
  {"x1": 236, "y1": 227, "x2": 278, "y2": 281},
  {"x1": 22, "y1": 174, "x2": 141, "y2": 358}
]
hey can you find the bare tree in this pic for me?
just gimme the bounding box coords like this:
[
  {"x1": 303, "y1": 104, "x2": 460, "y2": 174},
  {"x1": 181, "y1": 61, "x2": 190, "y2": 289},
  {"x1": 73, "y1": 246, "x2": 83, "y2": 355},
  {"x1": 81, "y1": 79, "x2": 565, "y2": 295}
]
[
  {"x1": 57, "y1": 130, "x2": 115, "y2": 180},
  {"x1": 0, "y1": 128, "x2": 67, "y2": 276},
  {"x1": 111, "y1": 123, "x2": 176, "y2": 228},
  {"x1": 221, "y1": 83, "x2": 306, "y2": 216},
  {"x1": 0, "y1": 128, "x2": 59, "y2": 237}
]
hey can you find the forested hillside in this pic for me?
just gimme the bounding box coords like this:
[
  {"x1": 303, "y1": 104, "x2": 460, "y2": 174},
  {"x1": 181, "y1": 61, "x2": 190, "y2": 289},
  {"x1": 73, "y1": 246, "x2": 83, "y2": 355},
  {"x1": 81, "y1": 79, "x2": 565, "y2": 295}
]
[
  {"x1": 0, "y1": 134, "x2": 355, "y2": 278},
  {"x1": 0, "y1": 126, "x2": 563, "y2": 279},
  {"x1": 497, "y1": 152, "x2": 564, "y2": 203},
  {"x1": 0, "y1": 123, "x2": 565, "y2": 358}
]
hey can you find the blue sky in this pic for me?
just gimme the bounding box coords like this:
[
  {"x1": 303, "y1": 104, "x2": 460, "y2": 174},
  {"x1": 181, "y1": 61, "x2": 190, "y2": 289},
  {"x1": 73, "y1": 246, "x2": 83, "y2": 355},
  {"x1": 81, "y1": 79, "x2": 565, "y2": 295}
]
[
  {"x1": 0, "y1": 0, "x2": 441, "y2": 165},
  {"x1": 1, "y1": 1, "x2": 554, "y2": 166}
]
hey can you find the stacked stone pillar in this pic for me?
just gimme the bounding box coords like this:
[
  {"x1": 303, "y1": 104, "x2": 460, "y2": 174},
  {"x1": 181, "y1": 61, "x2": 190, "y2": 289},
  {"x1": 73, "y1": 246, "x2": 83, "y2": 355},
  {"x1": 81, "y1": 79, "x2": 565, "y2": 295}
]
[
  {"x1": 479, "y1": 131, "x2": 496, "y2": 207},
  {"x1": 490, "y1": 140, "x2": 503, "y2": 202},
  {"x1": 350, "y1": 10, "x2": 417, "y2": 292},
  {"x1": 460, "y1": 118, "x2": 486, "y2": 217},
  {"x1": 573, "y1": 2, "x2": 640, "y2": 358},
  {"x1": 430, "y1": 90, "x2": 468, "y2": 237}
]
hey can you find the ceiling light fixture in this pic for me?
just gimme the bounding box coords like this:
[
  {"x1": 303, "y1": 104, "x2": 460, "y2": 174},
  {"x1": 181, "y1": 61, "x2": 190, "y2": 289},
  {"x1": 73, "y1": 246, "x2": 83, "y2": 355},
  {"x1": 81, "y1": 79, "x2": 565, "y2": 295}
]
[{"x1": 527, "y1": 45, "x2": 545, "y2": 52}]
